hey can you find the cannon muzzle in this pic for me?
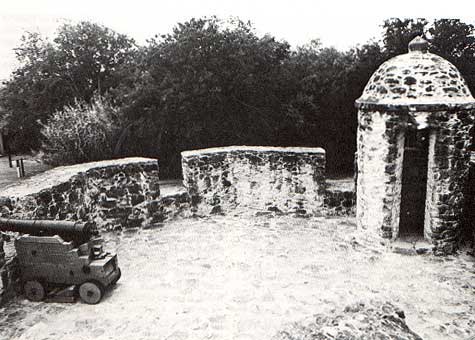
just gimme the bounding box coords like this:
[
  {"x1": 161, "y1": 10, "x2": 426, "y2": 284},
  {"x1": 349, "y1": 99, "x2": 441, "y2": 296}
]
[{"x1": 0, "y1": 218, "x2": 97, "y2": 244}]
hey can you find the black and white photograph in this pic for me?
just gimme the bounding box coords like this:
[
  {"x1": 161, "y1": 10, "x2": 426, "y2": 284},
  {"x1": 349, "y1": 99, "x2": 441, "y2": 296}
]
[{"x1": 1, "y1": 1, "x2": 475, "y2": 339}]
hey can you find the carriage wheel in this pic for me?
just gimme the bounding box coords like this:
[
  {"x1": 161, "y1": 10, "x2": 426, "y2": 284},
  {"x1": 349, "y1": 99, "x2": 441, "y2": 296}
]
[
  {"x1": 79, "y1": 281, "x2": 104, "y2": 304},
  {"x1": 24, "y1": 280, "x2": 46, "y2": 302}
]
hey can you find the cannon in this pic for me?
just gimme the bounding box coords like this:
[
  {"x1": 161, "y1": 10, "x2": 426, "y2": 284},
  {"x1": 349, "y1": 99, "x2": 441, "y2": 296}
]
[
  {"x1": 0, "y1": 218, "x2": 97, "y2": 245},
  {"x1": 0, "y1": 218, "x2": 121, "y2": 304}
]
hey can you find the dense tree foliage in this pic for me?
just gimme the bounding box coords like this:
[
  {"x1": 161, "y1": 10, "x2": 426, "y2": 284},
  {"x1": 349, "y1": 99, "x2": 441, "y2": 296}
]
[
  {"x1": 1, "y1": 17, "x2": 474, "y2": 177},
  {"x1": 429, "y1": 19, "x2": 475, "y2": 95},
  {"x1": 121, "y1": 18, "x2": 295, "y2": 173},
  {"x1": 382, "y1": 18, "x2": 428, "y2": 57},
  {"x1": 0, "y1": 22, "x2": 137, "y2": 151}
]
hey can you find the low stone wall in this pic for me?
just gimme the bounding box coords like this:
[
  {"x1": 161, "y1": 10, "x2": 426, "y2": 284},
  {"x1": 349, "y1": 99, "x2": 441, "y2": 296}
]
[
  {"x1": 182, "y1": 146, "x2": 326, "y2": 216},
  {"x1": 147, "y1": 187, "x2": 191, "y2": 224},
  {"x1": 0, "y1": 158, "x2": 162, "y2": 230},
  {"x1": 324, "y1": 188, "x2": 356, "y2": 216}
]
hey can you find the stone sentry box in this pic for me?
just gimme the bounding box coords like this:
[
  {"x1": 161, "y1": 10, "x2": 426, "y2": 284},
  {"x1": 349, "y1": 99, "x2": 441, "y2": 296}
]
[
  {"x1": 182, "y1": 146, "x2": 326, "y2": 215},
  {"x1": 356, "y1": 37, "x2": 475, "y2": 254}
]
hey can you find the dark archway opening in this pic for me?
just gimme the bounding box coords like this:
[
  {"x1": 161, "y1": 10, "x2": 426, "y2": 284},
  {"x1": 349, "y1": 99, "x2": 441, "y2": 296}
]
[{"x1": 399, "y1": 128, "x2": 429, "y2": 238}]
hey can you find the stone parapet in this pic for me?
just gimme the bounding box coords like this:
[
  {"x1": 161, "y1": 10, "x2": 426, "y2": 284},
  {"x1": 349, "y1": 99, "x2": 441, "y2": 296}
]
[
  {"x1": 182, "y1": 146, "x2": 326, "y2": 216},
  {"x1": 0, "y1": 158, "x2": 161, "y2": 231},
  {"x1": 324, "y1": 189, "x2": 356, "y2": 216}
]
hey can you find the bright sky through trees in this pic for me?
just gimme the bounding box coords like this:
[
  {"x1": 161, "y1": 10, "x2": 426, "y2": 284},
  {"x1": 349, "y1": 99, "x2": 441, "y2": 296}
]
[{"x1": 1, "y1": 0, "x2": 474, "y2": 80}]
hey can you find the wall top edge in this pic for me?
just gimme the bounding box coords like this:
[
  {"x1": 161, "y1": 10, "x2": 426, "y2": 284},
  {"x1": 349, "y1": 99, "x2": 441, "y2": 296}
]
[{"x1": 181, "y1": 146, "x2": 326, "y2": 157}]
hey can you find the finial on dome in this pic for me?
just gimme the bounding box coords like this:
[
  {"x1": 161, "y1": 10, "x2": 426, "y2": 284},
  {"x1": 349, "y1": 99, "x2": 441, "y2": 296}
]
[{"x1": 408, "y1": 36, "x2": 428, "y2": 53}]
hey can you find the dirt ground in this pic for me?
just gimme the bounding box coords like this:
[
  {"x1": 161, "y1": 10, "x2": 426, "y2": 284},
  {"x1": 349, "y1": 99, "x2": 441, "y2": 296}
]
[
  {"x1": 1, "y1": 215, "x2": 474, "y2": 340},
  {"x1": 0, "y1": 155, "x2": 51, "y2": 192}
]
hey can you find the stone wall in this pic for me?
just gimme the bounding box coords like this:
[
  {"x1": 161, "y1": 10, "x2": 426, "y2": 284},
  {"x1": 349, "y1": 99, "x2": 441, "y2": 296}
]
[
  {"x1": 424, "y1": 131, "x2": 437, "y2": 241},
  {"x1": 324, "y1": 179, "x2": 356, "y2": 216},
  {"x1": 425, "y1": 111, "x2": 474, "y2": 254},
  {"x1": 182, "y1": 146, "x2": 326, "y2": 216},
  {"x1": 357, "y1": 110, "x2": 406, "y2": 239},
  {"x1": 0, "y1": 158, "x2": 163, "y2": 231},
  {"x1": 357, "y1": 108, "x2": 474, "y2": 254},
  {"x1": 462, "y1": 154, "x2": 475, "y2": 248},
  {"x1": 324, "y1": 189, "x2": 356, "y2": 216}
]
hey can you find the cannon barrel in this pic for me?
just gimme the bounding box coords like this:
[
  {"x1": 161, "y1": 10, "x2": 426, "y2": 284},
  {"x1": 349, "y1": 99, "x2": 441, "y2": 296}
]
[{"x1": 0, "y1": 218, "x2": 97, "y2": 244}]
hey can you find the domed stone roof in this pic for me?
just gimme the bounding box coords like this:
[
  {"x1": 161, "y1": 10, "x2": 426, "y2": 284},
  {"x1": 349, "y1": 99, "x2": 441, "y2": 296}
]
[{"x1": 356, "y1": 37, "x2": 475, "y2": 110}]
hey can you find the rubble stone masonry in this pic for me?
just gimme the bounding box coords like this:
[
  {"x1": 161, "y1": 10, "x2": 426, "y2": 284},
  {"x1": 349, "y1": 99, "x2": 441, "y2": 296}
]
[
  {"x1": 355, "y1": 37, "x2": 475, "y2": 254},
  {"x1": 182, "y1": 146, "x2": 326, "y2": 216},
  {"x1": 356, "y1": 110, "x2": 406, "y2": 239},
  {"x1": 0, "y1": 158, "x2": 163, "y2": 231},
  {"x1": 356, "y1": 108, "x2": 474, "y2": 254},
  {"x1": 425, "y1": 111, "x2": 474, "y2": 254}
]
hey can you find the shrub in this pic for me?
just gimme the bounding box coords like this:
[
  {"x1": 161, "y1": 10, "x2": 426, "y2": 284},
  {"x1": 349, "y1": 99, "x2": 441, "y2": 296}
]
[{"x1": 40, "y1": 96, "x2": 122, "y2": 165}]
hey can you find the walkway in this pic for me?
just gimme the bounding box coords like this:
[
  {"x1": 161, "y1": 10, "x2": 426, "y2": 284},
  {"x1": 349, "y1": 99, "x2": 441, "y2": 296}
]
[{"x1": 1, "y1": 215, "x2": 474, "y2": 340}]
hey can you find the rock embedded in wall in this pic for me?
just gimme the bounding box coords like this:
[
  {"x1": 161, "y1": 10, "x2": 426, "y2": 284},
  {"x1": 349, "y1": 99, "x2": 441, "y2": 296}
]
[{"x1": 182, "y1": 146, "x2": 326, "y2": 216}]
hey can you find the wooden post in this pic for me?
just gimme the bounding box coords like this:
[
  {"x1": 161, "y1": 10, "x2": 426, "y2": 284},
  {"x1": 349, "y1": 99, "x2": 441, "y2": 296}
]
[
  {"x1": 16, "y1": 161, "x2": 21, "y2": 178},
  {"x1": 20, "y1": 159, "x2": 25, "y2": 177},
  {"x1": 15, "y1": 159, "x2": 23, "y2": 178},
  {"x1": 0, "y1": 132, "x2": 4, "y2": 155}
]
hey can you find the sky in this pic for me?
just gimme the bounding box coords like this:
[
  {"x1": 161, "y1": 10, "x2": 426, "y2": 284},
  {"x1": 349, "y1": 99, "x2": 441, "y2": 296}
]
[{"x1": 1, "y1": 0, "x2": 475, "y2": 81}]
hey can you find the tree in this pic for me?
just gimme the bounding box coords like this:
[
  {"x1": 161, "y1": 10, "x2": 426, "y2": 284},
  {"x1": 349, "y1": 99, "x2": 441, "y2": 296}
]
[
  {"x1": 3, "y1": 16, "x2": 474, "y2": 179},
  {"x1": 0, "y1": 22, "x2": 137, "y2": 152},
  {"x1": 382, "y1": 18, "x2": 428, "y2": 57},
  {"x1": 51, "y1": 22, "x2": 138, "y2": 103},
  {"x1": 282, "y1": 40, "x2": 386, "y2": 174},
  {"x1": 123, "y1": 17, "x2": 390, "y2": 177},
  {"x1": 429, "y1": 19, "x2": 475, "y2": 95},
  {"x1": 123, "y1": 17, "x2": 294, "y2": 177}
]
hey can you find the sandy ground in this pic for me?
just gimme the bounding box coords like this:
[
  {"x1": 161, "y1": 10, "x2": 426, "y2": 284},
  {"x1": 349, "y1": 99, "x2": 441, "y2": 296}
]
[
  {"x1": 0, "y1": 155, "x2": 52, "y2": 193},
  {"x1": 1, "y1": 215, "x2": 474, "y2": 340},
  {"x1": 326, "y1": 177, "x2": 354, "y2": 191}
]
